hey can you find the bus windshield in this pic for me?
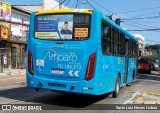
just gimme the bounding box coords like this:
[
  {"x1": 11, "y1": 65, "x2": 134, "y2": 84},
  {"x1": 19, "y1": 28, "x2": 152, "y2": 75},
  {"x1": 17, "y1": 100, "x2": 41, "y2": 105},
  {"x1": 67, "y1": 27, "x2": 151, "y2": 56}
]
[
  {"x1": 138, "y1": 58, "x2": 149, "y2": 64},
  {"x1": 34, "y1": 14, "x2": 91, "y2": 40}
]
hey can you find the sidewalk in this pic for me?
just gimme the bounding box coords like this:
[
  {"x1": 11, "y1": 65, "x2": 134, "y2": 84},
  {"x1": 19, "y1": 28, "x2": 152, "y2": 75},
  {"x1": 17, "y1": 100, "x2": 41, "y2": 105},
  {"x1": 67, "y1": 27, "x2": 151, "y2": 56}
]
[{"x1": 0, "y1": 68, "x2": 26, "y2": 77}]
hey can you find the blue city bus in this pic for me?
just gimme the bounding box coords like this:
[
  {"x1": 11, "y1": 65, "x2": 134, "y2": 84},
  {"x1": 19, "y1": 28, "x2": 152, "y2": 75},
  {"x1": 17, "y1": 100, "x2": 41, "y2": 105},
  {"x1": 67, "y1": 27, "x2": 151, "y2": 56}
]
[{"x1": 27, "y1": 9, "x2": 138, "y2": 97}]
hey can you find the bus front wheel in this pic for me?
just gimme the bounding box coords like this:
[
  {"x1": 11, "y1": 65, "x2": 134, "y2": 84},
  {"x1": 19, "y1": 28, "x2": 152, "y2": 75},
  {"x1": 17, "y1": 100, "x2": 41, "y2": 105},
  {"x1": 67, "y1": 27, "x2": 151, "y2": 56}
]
[{"x1": 112, "y1": 76, "x2": 120, "y2": 98}]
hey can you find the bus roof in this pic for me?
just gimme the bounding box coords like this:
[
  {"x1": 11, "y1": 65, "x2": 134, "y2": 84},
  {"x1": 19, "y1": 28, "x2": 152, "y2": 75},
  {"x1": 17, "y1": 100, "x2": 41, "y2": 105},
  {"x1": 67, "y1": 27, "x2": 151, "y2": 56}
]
[
  {"x1": 35, "y1": 8, "x2": 93, "y2": 15},
  {"x1": 35, "y1": 8, "x2": 138, "y2": 43}
]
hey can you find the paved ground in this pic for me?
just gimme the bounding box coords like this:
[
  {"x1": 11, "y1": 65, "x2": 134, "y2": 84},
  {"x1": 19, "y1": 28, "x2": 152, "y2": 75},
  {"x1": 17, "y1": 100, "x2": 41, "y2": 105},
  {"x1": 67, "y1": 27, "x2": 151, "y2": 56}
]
[
  {"x1": 0, "y1": 75, "x2": 26, "y2": 90},
  {"x1": 0, "y1": 71, "x2": 160, "y2": 113},
  {"x1": 0, "y1": 68, "x2": 26, "y2": 77}
]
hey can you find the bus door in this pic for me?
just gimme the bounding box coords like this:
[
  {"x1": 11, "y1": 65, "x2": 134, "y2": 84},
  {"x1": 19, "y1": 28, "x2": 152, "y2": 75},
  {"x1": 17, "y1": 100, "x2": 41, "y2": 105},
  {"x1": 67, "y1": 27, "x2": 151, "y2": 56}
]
[{"x1": 124, "y1": 38, "x2": 129, "y2": 83}]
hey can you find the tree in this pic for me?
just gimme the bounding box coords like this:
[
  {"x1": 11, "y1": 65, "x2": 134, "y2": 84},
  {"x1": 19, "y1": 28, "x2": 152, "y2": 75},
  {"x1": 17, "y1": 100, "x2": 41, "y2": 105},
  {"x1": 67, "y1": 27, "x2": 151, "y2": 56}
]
[{"x1": 151, "y1": 55, "x2": 158, "y2": 62}]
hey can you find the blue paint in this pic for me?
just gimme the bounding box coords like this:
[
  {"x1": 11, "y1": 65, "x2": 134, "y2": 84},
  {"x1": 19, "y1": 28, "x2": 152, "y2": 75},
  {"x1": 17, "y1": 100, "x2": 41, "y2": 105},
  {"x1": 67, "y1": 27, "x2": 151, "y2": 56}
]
[{"x1": 27, "y1": 10, "x2": 138, "y2": 95}]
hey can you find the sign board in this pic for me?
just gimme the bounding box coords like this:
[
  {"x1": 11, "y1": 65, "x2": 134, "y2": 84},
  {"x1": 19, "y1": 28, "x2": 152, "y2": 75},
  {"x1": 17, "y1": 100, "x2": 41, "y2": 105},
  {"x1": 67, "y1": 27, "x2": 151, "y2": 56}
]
[
  {"x1": 0, "y1": 21, "x2": 10, "y2": 28},
  {"x1": 35, "y1": 14, "x2": 73, "y2": 39},
  {"x1": 0, "y1": 26, "x2": 10, "y2": 40},
  {"x1": 11, "y1": 24, "x2": 28, "y2": 42},
  {"x1": 0, "y1": 1, "x2": 11, "y2": 21},
  {"x1": 74, "y1": 28, "x2": 88, "y2": 38}
]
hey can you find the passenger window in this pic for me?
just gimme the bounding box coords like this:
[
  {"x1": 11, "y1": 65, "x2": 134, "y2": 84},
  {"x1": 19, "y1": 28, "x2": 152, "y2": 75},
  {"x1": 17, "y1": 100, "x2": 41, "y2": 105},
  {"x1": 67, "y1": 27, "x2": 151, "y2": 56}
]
[
  {"x1": 129, "y1": 39, "x2": 137, "y2": 57},
  {"x1": 101, "y1": 20, "x2": 112, "y2": 54},
  {"x1": 101, "y1": 19, "x2": 126, "y2": 56},
  {"x1": 112, "y1": 28, "x2": 119, "y2": 55},
  {"x1": 119, "y1": 33, "x2": 125, "y2": 56}
]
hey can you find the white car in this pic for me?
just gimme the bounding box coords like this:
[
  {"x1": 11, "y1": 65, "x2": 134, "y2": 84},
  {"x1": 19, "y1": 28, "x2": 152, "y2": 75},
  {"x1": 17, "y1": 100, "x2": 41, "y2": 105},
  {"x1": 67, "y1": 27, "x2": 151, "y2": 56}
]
[{"x1": 151, "y1": 62, "x2": 159, "y2": 71}]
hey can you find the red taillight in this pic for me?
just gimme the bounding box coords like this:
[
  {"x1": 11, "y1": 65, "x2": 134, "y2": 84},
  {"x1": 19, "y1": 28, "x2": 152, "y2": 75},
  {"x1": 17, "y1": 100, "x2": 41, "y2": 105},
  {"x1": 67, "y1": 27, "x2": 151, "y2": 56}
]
[
  {"x1": 85, "y1": 53, "x2": 96, "y2": 81},
  {"x1": 28, "y1": 50, "x2": 34, "y2": 75}
]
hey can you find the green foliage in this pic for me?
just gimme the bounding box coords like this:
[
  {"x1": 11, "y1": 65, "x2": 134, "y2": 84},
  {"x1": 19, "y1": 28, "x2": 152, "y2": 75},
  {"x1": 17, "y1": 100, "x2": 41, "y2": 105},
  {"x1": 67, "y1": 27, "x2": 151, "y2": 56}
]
[
  {"x1": 151, "y1": 55, "x2": 158, "y2": 62},
  {"x1": 145, "y1": 44, "x2": 160, "y2": 51}
]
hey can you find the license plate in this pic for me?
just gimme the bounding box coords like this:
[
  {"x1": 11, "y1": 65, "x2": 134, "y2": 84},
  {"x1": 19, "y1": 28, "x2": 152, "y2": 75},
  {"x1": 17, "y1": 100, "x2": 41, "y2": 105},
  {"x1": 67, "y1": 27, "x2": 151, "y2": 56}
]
[{"x1": 52, "y1": 70, "x2": 64, "y2": 74}]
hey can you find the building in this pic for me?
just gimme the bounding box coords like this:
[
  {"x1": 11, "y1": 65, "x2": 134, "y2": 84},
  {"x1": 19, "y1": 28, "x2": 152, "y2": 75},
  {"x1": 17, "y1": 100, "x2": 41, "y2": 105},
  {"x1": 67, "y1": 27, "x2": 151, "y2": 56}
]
[
  {"x1": 14, "y1": 0, "x2": 67, "y2": 12},
  {"x1": 132, "y1": 34, "x2": 145, "y2": 56},
  {"x1": 0, "y1": 0, "x2": 67, "y2": 72},
  {"x1": 0, "y1": 2, "x2": 31, "y2": 72}
]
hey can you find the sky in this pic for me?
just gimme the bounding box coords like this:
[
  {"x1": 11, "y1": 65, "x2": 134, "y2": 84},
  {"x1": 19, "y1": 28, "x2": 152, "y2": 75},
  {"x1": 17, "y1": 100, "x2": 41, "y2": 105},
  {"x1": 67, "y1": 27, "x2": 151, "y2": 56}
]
[{"x1": 3, "y1": 0, "x2": 160, "y2": 45}]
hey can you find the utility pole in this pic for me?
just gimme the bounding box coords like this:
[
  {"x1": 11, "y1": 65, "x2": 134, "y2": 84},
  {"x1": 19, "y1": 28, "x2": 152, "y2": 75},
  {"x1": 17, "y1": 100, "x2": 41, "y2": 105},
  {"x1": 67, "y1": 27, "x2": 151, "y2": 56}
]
[
  {"x1": 115, "y1": 18, "x2": 121, "y2": 26},
  {"x1": 59, "y1": 0, "x2": 62, "y2": 9},
  {"x1": 76, "y1": 0, "x2": 79, "y2": 8}
]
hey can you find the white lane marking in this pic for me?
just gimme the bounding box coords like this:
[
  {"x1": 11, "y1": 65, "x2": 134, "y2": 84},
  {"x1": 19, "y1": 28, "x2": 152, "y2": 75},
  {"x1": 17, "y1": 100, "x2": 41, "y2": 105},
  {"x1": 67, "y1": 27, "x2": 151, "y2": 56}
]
[{"x1": 123, "y1": 90, "x2": 141, "y2": 104}]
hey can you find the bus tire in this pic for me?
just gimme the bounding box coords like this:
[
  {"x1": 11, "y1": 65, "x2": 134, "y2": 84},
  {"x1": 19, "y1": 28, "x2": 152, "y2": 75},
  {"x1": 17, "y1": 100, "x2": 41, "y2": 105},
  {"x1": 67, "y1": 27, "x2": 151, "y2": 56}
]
[{"x1": 112, "y1": 75, "x2": 120, "y2": 98}]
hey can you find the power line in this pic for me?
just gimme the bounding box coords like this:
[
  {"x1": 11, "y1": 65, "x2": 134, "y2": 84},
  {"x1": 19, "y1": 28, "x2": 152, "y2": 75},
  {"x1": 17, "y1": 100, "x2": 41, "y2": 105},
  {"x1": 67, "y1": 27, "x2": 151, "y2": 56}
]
[
  {"x1": 123, "y1": 20, "x2": 160, "y2": 29},
  {"x1": 53, "y1": 0, "x2": 67, "y2": 9},
  {"x1": 122, "y1": 16, "x2": 160, "y2": 20},
  {"x1": 127, "y1": 28, "x2": 160, "y2": 31},
  {"x1": 86, "y1": 0, "x2": 95, "y2": 9},
  {"x1": 91, "y1": 0, "x2": 159, "y2": 32},
  {"x1": 92, "y1": 0, "x2": 113, "y2": 14},
  {"x1": 128, "y1": 20, "x2": 160, "y2": 24},
  {"x1": 63, "y1": 0, "x2": 70, "y2": 8},
  {"x1": 123, "y1": 22, "x2": 150, "y2": 30},
  {"x1": 125, "y1": 12, "x2": 160, "y2": 19},
  {"x1": 75, "y1": 0, "x2": 78, "y2": 8},
  {"x1": 116, "y1": 6, "x2": 160, "y2": 14},
  {"x1": 123, "y1": 22, "x2": 160, "y2": 33},
  {"x1": 82, "y1": 1, "x2": 160, "y2": 34}
]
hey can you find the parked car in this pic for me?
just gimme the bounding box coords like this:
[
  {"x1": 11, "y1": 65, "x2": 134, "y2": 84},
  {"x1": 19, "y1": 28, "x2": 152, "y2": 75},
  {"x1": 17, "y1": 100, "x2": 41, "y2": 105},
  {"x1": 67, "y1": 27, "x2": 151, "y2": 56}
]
[
  {"x1": 151, "y1": 62, "x2": 159, "y2": 71},
  {"x1": 138, "y1": 56, "x2": 151, "y2": 74}
]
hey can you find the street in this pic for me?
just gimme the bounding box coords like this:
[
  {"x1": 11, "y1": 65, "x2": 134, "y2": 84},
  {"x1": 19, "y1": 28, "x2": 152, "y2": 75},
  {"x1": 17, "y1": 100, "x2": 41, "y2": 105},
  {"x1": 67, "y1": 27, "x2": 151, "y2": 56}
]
[{"x1": 0, "y1": 72, "x2": 160, "y2": 113}]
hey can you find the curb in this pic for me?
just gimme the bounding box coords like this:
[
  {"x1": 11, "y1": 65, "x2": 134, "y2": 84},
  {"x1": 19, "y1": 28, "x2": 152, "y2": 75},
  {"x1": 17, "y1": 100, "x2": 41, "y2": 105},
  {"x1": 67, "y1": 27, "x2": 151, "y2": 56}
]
[
  {"x1": 137, "y1": 74, "x2": 160, "y2": 81},
  {"x1": 0, "y1": 72, "x2": 26, "y2": 76}
]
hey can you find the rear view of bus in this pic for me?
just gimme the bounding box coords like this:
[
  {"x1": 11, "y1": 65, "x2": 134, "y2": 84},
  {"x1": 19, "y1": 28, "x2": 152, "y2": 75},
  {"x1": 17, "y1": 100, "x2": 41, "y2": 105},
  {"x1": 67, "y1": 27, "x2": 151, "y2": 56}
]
[{"x1": 27, "y1": 9, "x2": 99, "y2": 95}]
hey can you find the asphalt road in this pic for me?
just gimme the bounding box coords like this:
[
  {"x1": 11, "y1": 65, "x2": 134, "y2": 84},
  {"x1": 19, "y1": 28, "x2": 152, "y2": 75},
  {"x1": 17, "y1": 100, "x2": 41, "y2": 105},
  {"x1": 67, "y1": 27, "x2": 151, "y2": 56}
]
[{"x1": 0, "y1": 73, "x2": 160, "y2": 113}]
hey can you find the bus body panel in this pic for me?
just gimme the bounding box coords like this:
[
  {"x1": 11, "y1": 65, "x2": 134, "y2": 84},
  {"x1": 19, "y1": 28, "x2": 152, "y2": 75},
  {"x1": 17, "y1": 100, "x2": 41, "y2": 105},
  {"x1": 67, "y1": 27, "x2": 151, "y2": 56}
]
[
  {"x1": 100, "y1": 56, "x2": 126, "y2": 93},
  {"x1": 32, "y1": 40, "x2": 96, "y2": 81},
  {"x1": 27, "y1": 10, "x2": 104, "y2": 95}
]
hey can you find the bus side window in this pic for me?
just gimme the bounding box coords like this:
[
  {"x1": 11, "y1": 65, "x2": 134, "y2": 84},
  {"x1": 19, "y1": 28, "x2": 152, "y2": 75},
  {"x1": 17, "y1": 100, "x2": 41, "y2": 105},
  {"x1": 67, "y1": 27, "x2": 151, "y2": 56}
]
[
  {"x1": 129, "y1": 39, "x2": 132, "y2": 57},
  {"x1": 112, "y1": 28, "x2": 119, "y2": 55},
  {"x1": 133, "y1": 41, "x2": 138, "y2": 57},
  {"x1": 101, "y1": 20, "x2": 111, "y2": 54},
  {"x1": 119, "y1": 33, "x2": 125, "y2": 56},
  {"x1": 129, "y1": 39, "x2": 137, "y2": 57}
]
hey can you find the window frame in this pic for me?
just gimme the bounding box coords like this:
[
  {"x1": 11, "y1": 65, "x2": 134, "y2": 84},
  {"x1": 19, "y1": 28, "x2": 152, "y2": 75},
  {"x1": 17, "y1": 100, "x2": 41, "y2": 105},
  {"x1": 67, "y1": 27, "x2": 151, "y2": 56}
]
[
  {"x1": 34, "y1": 13, "x2": 91, "y2": 41},
  {"x1": 101, "y1": 19, "x2": 126, "y2": 56}
]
